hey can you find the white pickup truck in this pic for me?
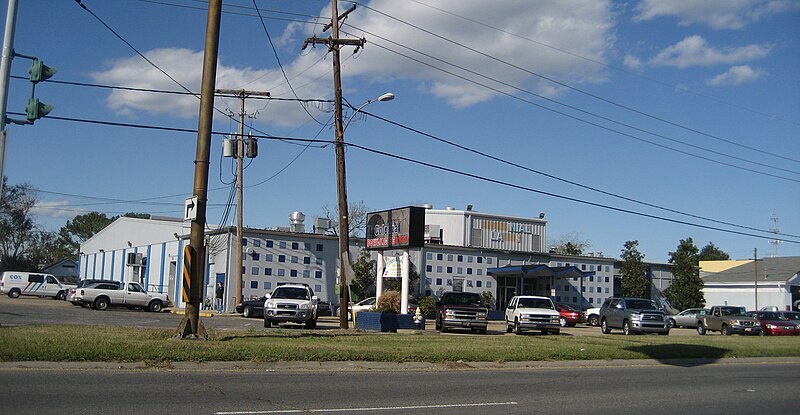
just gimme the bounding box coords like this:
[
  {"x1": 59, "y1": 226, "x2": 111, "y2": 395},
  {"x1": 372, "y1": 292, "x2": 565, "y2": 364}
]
[{"x1": 75, "y1": 281, "x2": 170, "y2": 312}]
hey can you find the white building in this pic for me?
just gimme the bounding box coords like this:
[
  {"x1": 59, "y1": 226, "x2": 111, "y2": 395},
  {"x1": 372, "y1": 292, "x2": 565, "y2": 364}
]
[{"x1": 701, "y1": 257, "x2": 800, "y2": 311}]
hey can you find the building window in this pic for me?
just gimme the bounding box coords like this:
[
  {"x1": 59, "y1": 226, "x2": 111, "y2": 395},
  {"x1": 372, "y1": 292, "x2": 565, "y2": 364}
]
[
  {"x1": 291, "y1": 256, "x2": 298, "y2": 264},
  {"x1": 477, "y1": 257, "x2": 483, "y2": 264},
  {"x1": 426, "y1": 253, "x2": 433, "y2": 260},
  {"x1": 266, "y1": 240, "x2": 273, "y2": 248},
  {"x1": 290, "y1": 270, "x2": 298, "y2": 277},
  {"x1": 435, "y1": 278, "x2": 442, "y2": 285},
  {"x1": 486, "y1": 281, "x2": 492, "y2": 288},
  {"x1": 315, "y1": 284, "x2": 322, "y2": 292},
  {"x1": 476, "y1": 280, "x2": 482, "y2": 288},
  {"x1": 279, "y1": 241, "x2": 286, "y2": 249},
  {"x1": 426, "y1": 265, "x2": 432, "y2": 272},
  {"x1": 457, "y1": 255, "x2": 463, "y2": 262},
  {"x1": 277, "y1": 269, "x2": 285, "y2": 277},
  {"x1": 251, "y1": 267, "x2": 259, "y2": 275},
  {"x1": 278, "y1": 255, "x2": 286, "y2": 263},
  {"x1": 581, "y1": 286, "x2": 586, "y2": 292},
  {"x1": 265, "y1": 268, "x2": 272, "y2": 276},
  {"x1": 242, "y1": 266, "x2": 246, "y2": 275},
  {"x1": 589, "y1": 275, "x2": 594, "y2": 282},
  {"x1": 589, "y1": 298, "x2": 594, "y2": 304},
  {"x1": 467, "y1": 280, "x2": 473, "y2": 287},
  {"x1": 447, "y1": 266, "x2": 453, "y2": 273},
  {"x1": 605, "y1": 276, "x2": 610, "y2": 283},
  {"x1": 556, "y1": 296, "x2": 561, "y2": 302},
  {"x1": 437, "y1": 253, "x2": 443, "y2": 260},
  {"x1": 253, "y1": 239, "x2": 261, "y2": 248},
  {"x1": 589, "y1": 287, "x2": 594, "y2": 293},
  {"x1": 316, "y1": 258, "x2": 323, "y2": 265},
  {"x1": 425, "y1": 277, "x2": 432, "y2": 284},
  {"x1": 264, "y1": 281, "x2": 271, "y2": 290},
  {"x1": 477, "y1": 269, "x2": 483, "y2": 276},
  {"x1": 487, "y1": 258, "x2": 493, "y2": 265},
  {"x1": 242, "y1": 238, "x2": 248, "y2": 246},
  {"x1": 437, "y1": 266, "x2": 443, "y2": 273},
  {"x1": 581, "y1": 264, "x2": 586, "y2": 270},
  {"x1": 265, "y1": 254, "x2": 273, "y2": 262},
  {"x1": 467, "y1": 256, "x2": 473, "y2": 263},
  {"x1": 457, "y1": 267, "x2": 463, "y2": 274},
  {"x1": 467, "y1": 268, "x2": 472, "y2": 275},
  {"x1": 315, "y1": 271, "x2": 322, "y2": 279},
  {"x1": 447, "y1": 279, "x2": 452, "y2": 286},
  {"x1": 572, "y1": 296, "x2": 577, "y2": 303},
  {"x1": 303, "y1": 270, "x2": 310, "y2": 278},
  {"x1": 252, "y1": 253, "x2": 260, "y2": 261},
  {"x1": 304, "y1": 257, "x2": 311, "y2": 265},
  {"x1": 250, "y1": 280, "x2": 258, "y2": 289},
  {"x1": 292, "y1": 242, "x2": 299, "y2": 250},
  {"x1": 447, "y1": 255, "x2": 453, "y2": 261},
  {"x1": 316, "y1": 244, "x2": 323, "y2": 251},
  {"x1": 605, "y1": 287, "x2": 609, "y2": 293}
]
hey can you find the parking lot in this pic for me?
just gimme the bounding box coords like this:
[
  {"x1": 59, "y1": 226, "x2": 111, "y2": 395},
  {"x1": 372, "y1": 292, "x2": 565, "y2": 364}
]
[{"x1": 0, "y1": 295, "x2": 707, "y2": 336}]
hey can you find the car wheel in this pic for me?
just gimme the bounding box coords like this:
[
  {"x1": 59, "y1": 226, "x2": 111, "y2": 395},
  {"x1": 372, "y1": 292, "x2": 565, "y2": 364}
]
[
  {"x1": 8, "y1": 288, "x2": 21, "y2": 298},
  {"x1": 721, "y1": 324, "x2": 730, "y2": 336},
  {"x1": 669, "y1": 318, "x2": 676, "y2": 328},
  {"x1": 588, "y1": 315, "x2": 599, "y2": 326},
  {"x1": 264, "y1": 318, "x2": 271, "y2": 328},
  {"x1": 305, "y1": 319, "x2": 317, "y2": 329},
  {"x1": 552, "y1": 329, "x2": 560, "y2": 335},
  {"x1": 697, "y1": 323, "x2": 706, "y2": 335},
  {"x1": 658, "y1": 330, "x2": 670, "y2": 336},
  {"x1": 559, "y1": 317, "x2": 567, "y2": 327},
  {"x1": 243, "y1": 305, "x2": 253, "y2": 318},
  {"x1": 479, "y1": 328, "x2": 487, "y2": 335},
  {"x1": 56, "y1": 291, "x2": 66, "y2": 301},
  {"x1": 506, "y1": 319, "x2": 513, "y2": 333},
  {"x1": 759, "y1": 329, "x2": 767, "y2": 336},
  {"x1": 148, "y1": 300, "x2": 163, "y2": 313},
  {"x1": 514, "y1": 318, "x2": 522, "y2": 335},
  {"x1": 93, "y1": 297, "x2": 109, "y2": 311},
  {"x1": 601, "y1": 318, "x2": 611, "y2": 334},
  {"x1": 623, "y1": 320, "x2": 632, "y2": 335}
]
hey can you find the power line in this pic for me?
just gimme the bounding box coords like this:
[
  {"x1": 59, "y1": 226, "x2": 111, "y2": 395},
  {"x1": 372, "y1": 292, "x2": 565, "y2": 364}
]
[
  {"x1": 353, "y1": 1, "x2": 800, "y2": 165},
  {"x1": 22, "y1": 111, "x2": 799, "y2": 242}
]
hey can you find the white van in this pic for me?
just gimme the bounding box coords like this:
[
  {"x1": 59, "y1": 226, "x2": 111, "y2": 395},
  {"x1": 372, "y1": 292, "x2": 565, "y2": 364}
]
[{"x1": 0, "y1": 271, "x2": 66, "y2": 299}]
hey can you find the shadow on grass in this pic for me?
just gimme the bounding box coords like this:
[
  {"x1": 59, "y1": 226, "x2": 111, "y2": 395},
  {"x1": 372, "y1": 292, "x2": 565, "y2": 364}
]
[{"x1": 625, "y1": 344, "x2": 730, "y2": 367}]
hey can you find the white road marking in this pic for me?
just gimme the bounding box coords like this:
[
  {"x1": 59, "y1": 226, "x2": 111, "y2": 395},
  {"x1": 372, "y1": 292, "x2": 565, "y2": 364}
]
[{"x1": 216, "y1": 401, "x2": 518, "y2": 414}]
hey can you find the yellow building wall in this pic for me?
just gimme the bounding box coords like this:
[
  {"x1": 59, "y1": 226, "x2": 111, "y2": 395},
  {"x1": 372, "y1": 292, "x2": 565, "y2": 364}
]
[{"x1": 699, "y1": 260, "x2": 752, "y2": 273}]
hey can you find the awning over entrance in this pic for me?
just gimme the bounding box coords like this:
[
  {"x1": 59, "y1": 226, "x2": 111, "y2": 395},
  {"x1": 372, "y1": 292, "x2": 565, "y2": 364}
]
[{"x1": 488, "y1": 264, "x2": 593, "y2": 309}]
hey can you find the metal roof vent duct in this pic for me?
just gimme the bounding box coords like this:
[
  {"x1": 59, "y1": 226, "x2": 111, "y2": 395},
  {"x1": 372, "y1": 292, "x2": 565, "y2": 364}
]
[{"x1": 289, "y1": 211, "x2": 306, "y2": 233}]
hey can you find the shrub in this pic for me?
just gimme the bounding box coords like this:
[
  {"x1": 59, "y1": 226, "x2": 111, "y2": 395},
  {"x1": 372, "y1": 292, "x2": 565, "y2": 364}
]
[
  {"x1": 481, "y1": 291, "x2": 495, "y2": 310},
  {"x1": 376, "y1": 290, "x2": 401, "y2": 313},
  {"x1": 417, "y1": 296, "x2": 436, "y2": 318}
]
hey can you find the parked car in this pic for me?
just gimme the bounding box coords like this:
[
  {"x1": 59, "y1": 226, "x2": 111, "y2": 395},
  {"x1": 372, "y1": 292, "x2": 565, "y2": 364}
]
[
  {"x1": 317, "y1": 301, "x2": 332, "y2": 317},
  {"x1": 236, "y1": 296, "x2": 268, "y2": 318},
  {"x1": 1, "y1": 271, "x2": 65, "y2": 299},
  {"x1": 435, "y1": 291, "x2": 488, "y2": 334},
  {"x1": 554, "y1": 303, "x2": 582, "y2": 327},
  {"x1": 505, "y1": 296, "x2": 561, "y2": 335},
  {"x1": 584, "y1": 307, "x2": 601, "y2": 326},
  {"x1": 600, "y1": 297, "x2": 670, "y2": 335},
  {"x1": 263, "y1": 284, "x2": 319, "y2": 329},
  {"x1": 779, "y1": 311, "x2": 800, "y2": 326},
  {"x1": 697, "y1": 306, "x2": 761, "y2": 335},
  {"x1": 74, "y1": 281, "x2": 170, "y2": 312},
  {"x1": 66, "y1": 279, "x2": 110, "y2": 305},
  {"x1": 746, "y1": 311, "x2": 800, "y2": 336},
  {"x1": 348, "y1": 297, "x2": 376, "y2": 320},
  {"x1": 668, "y1": 308, "x2": 709, "y2": 328}
]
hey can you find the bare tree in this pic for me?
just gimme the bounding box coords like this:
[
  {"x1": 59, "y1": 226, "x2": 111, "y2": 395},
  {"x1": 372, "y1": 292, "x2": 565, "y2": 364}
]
[
  {"x1": 320, "y1": 200, "x2": 369, "y2": 237},
  {"x1": 547, "y1": 231, "x2": 592, "y2": 255}
]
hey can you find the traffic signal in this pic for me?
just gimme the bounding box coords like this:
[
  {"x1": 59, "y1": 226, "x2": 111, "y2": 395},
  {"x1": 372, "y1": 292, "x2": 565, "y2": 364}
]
[
  {"x1": 28, "y1": 58, "x2": 57, "y2": 83},
  {"x1": 25, "y1": 98, "x2": 53, "y2": 122},
  {"x1": 246, "y1": 135, "x2": 258, "y2": 158}
]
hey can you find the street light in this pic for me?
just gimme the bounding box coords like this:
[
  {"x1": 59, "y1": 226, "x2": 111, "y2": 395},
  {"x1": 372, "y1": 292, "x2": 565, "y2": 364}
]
[{"x1": 335, "y1": 92, "x2": 394, "y2": 329}]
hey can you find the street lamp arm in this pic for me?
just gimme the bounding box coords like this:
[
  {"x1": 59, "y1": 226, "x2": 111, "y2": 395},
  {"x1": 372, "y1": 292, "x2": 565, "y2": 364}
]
[{"x1": 343, "y1": 92, "x2": 394, "y2": 133}]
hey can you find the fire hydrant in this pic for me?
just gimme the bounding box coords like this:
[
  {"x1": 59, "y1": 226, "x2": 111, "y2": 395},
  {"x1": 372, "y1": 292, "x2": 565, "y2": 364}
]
[{"x1": 413, "y1": 306, "x2": 424, "y2": 330}]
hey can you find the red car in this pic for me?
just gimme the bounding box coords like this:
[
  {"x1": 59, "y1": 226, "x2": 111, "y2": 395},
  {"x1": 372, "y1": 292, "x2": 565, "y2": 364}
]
[
  {"x1": 747, "y1": 311, "x2": 800, "y2": 336},
  {"x1": 554, "y1": 303, "x2": 582, "y2": 327}
]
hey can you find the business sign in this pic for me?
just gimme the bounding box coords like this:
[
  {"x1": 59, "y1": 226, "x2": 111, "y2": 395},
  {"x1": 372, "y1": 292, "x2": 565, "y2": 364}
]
[
  {"x1": 366, "y1": 206, "x2": 425, "y2": 249},
  {"x1": 383, "y1": 255, "x2": 402, "y2": 278}
]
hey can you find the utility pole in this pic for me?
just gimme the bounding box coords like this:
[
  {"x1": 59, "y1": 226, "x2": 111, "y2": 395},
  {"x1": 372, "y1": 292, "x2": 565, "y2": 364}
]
[
  {"x1": 216, "y1": 88, "x2": 269, "y2": 309},
  {"x1": 304, "y1": 1, "x2": 365, "y2": 329},
  {"x1": 0, "y1": 0, "x2": 18, "y2": 198},
  {"x1": 754, "y1": 248, "x2": 758, "y2": 310},
  {"x1": 177, "y1": 0, "x2": 222, "y2": 339}
]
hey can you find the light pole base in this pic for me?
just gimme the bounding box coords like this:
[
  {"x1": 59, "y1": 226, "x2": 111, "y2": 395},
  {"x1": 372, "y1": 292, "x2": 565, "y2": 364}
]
[{"x1": 176, "y1": 317, "x2": 208, "y2": 340}]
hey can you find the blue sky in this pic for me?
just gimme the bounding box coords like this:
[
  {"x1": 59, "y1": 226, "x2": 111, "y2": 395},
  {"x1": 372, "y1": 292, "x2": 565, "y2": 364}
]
[{"x1": 3, "y1": 0, "x2": 799, "y2": 262}]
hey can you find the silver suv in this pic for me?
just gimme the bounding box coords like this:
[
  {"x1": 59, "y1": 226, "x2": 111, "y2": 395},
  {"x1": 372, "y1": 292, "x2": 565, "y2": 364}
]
[
  {"x1": 600, "y1": 297, "x2": 670, "y2": 335},
  {"x1": 263, "y1": 284, "x2": 319, "y2": 329}
]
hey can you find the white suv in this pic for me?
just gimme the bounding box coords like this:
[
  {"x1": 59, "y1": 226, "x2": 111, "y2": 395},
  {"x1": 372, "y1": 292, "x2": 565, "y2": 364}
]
[
  {"x1": 504, "y1": 295, "x2": 561, "y2": 335},
  {"x1": 263, "y1": 284, "x2": 319, "y2": 329}
]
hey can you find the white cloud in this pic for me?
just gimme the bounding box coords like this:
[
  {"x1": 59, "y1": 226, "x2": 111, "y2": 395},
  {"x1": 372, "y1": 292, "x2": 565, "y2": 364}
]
[
  {"x1": 91, "y1": 1, "x2": 616, "y2": 124},
  {"x1": 706, "y1": 65, "x2": 766, "y2": 86},
  {"x1": 623, "y1": 54, "x2": 644, "y2": 70},
  {"x1": 634, "y1": 0, "x2": 800, "y2": 29},
  {"x1": 32, "y1": 200, "x2": 84, "y2": 220},
  {"x1": 638, "y1": 35, "x2": 772, "y2": 69}
]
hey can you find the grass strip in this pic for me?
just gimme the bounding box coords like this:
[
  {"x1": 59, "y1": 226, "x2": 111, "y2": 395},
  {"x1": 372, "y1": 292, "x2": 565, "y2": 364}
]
[{"x1": 1, "y1": 324, "x2": 798, "y2": 363}]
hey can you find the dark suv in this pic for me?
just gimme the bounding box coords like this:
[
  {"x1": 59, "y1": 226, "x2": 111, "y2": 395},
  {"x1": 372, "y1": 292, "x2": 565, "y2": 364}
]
[
  {"x1": 435, "y1": 291, "x2": 488, "y2": 334},
  {"x1": 599, "y1": 297, "x2": 670, "y2": 335}
]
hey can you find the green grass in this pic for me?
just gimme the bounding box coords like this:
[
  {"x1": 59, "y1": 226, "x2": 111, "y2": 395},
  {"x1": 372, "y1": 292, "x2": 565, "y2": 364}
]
[{"x1": 1, "y1": 324, "x2": 798, "y2": 363}]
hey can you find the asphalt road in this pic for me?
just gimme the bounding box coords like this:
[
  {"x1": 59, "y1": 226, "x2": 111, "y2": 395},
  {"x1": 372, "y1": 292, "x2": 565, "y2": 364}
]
[
  {"x1": 0, "y1": 295, "x2": 704, "y2": 336},
  {"x1": 1, "y1": 360, "x2": 797, "y2": 414}
]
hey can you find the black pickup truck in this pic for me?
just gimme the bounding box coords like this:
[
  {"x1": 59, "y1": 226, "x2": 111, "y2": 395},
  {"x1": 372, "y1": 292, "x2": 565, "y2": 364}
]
[{"x1": 435, "y1": 291, "x2": 489, "y2": 334}]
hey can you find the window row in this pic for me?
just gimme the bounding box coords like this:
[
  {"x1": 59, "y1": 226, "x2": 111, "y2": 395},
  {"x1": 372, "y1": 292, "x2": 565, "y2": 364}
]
[
  {"x1": 243, "y1": 267, "x2": 322, "y2": 279},
  {"x1": 242, "y1": 238, "x2": 324, "y2": 252},
  {"x1": 427, "y1": 277, "x2": 493, "y2": 289},
  {"x1": 557, "y1": 262, "x2": 611, "y2": 273},
  {"x1": 425, "y1": 265, "x2": 485, "y2": 276},
  {"x1": 425, "y1": 252, "x2": 494, "y2": 265},
  {"x1": 555, "y1": 296, "x2": 608, "y2": 305},
  {"x1": 249, "y1": 281, "x2": 322, "y2": 293},
  {"x1": 246, "y1": 253, "x2": 323, "y2": 266}
]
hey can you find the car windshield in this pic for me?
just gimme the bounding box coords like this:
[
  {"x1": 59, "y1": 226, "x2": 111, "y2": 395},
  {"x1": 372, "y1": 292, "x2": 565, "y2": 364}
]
[
  {"x1": 781, "y1": 312, "x2": 800, "y2": 320},
  {"x1": 272, "y1": 287, "x2": 311, "y2": 300},
  {"x1": 721, "y1": 306, "x2": 746, "y2": 316},
  {"x1": 518, "y1": 298, "x2": 555, "y2": 309},
  {"x1": 626, "y1": 299, "x2": 658, "y2": 310},
  {"x1": 757, "y1": 312, "x2": 784, "y2": 320},
  {"x1": 445, "y1": 293, "x2": 482, "y2": 306}
]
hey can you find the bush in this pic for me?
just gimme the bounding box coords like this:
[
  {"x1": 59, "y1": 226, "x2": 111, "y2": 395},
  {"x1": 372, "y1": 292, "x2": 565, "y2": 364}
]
[
  {"x1": 417, "y1": 296, "x2": 436, "y2": 318},
  {"x1": 481, "y1": 291, "x2": 495, "y2": 310},
  {"x1": 376, "y1": 290, "x2": 401, "y2": 313}
]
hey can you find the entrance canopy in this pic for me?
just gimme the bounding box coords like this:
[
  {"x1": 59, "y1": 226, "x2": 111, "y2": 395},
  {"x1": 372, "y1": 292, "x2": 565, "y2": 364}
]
[
  {"x1": 488, "y1": 264, "x2": 593, "y2": 309},
  {"x1": 488, "y1": 264, "x2": 589, "y2": 280}
]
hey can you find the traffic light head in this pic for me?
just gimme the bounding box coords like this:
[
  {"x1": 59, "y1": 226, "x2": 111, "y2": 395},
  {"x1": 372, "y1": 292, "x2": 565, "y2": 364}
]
[
  {"x1": 28, "y1": 59, "x2": 57, "y2": 83},
  {"x1": 25, "y1": 98, "x2": 53, "y2": 122}
]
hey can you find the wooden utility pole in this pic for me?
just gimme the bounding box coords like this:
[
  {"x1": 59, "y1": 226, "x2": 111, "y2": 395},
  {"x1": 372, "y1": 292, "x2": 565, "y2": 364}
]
[
  {"x1": 215, "y1": 89, "x2": 269, "y2": 309},
  {"x1": 304, "y1": 1, "x2": 365, "y2": 329},
  {"x1": 177, "y1": 0, "x2": 222, "y2": 339},
  {"x1": 754, "y1": 248, "x2": 758, "y2": 310}
]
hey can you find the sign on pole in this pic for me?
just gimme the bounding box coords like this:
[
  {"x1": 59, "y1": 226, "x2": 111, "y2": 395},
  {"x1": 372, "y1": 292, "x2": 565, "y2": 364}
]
[{"x1": 184, "y1": 196, "x2": 198, "y2": 221}]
